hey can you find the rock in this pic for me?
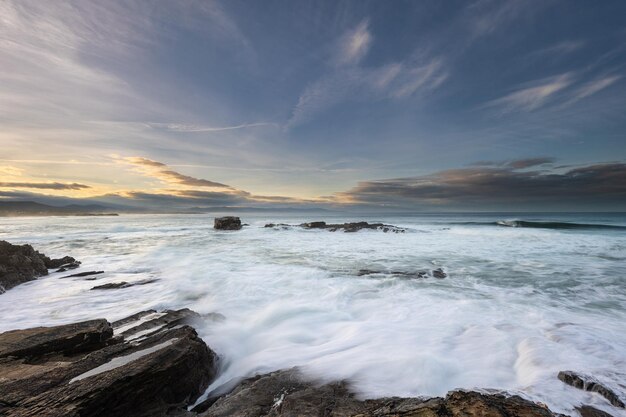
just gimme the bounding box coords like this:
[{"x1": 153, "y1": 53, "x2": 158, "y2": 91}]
[
  {"x1": 301, "y1": 221, "x2": 327, "y2": 229},
  {"x1": 44, "y1": 256, "x2": 78, "y2": 269},
  {"x1": 558, "y1": 371, "x2": 625, "y2": 408},
  {"x1": 90, "y1": 278, "x2": 158, "y2": 290},
  {"x1": 56, "y1": 261, "x2": 81, "y2": 272},
  {"x1": 432, "y1": 268, "x2": 447, "y2": 279},
  {"x1": 214, "y1": 216, "x2": 242, "y2": 231},
  {"x1": 198, "y1": 368, "x2": 560, "y2": 417},
  {"x1": 61, "y1": 270, "x2": 104, "y2": 279},
  {"x1": 0, "y1": 309, "x2": 217, "y2": 417},
  {"x1": 0, "y1": 240, "x2": 77, "y2": 293},
  {"x1": 264, "y1": 223, "x2": 291, "y2": 229},
  {"x1": 303, "y1": 221, "x2": 405, "y2": 233},
  {"x1": 357, "y1": 269, "x2": 428, "y2": 279},
  {"x1": 576, "y1": 405, "x2": 615, "y2": 417},
  {"x1": 0, "y1": 319, "x2": 113, "y2": 359}
]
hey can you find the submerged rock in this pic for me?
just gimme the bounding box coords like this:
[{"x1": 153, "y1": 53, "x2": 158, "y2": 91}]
[
  {"x1": 214, "y1": 216, "x2": 242, "y2": 230},
  {"x1": 90, "y1": 278, "x2": 159, "y2": 290},
  {"x1": 558, "y1": 370, "x2": 625, "y2": 408},
  {"x1": 0, "y1": 240, "x2": 77, "y2": 293},
  {"x1": 357, "y1": 268, "x2": 447, "y2": 279},
  {"x1": 61, "y1": 270, "x2": 104, "y2": 279},
  {"x1": 432, "y1": 268, "x2": 447, "y2": 279},
  {"x1": 198, "y1": 368, "x2": 560, "y2": 417},
  {"x1": 0, "y1": 309, "x2": 217, "y2": 417},
  {"x1": 357, "y1": 269, "x2": 429, "y2": 279}
]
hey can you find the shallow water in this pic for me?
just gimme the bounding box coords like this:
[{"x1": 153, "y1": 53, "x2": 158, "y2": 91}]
[{"x1": 1, "y1": 212, "x2": 625, "y2": 416}]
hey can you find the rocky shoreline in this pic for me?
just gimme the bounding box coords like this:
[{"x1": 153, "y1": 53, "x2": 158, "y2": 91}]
[
  {"x1": 1, "y1": 308, "x2": 622, "y2": 417},
  {"x1": 1, "y1": 229, "x2": 624, "y2": 417}
]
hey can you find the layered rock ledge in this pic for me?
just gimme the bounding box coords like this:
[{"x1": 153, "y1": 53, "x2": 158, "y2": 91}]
[
  {"x1": 0, "y1": 240, "x2": 77, "y2": 293},
  {"x1": 0, "y1": 308, "x2": 217, "y2": 417},
  {"x1": 3, "y1": 309, "x2": 611, "y2": 417}
]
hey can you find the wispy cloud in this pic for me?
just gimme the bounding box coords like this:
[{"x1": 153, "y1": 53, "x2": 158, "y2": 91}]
[
  {"x1": 568, "y1": 75, "x2": 622, "y2": 103},
  {"x1": 485, "y1": 73, "x2": 574, "y2": 113},
  {"x1": 335, "y1": 20, "x2": 372, "y2": 66},
  {"x1": 147, "y1": 122, "x2": 278, "y2": 133},
  {"x1": 0, "y1": 182, "x2": 91, "y2": 190},
  {"x1": 120, "y1": 157, "x2": 231, "y2": 188},
  {"x1": 289, "y1": 19, "x2": 448, "y2": 128}
]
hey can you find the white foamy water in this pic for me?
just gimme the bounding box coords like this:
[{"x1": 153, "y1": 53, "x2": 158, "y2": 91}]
[{"x1": 1, "y1": 213, "x2": 625, "y2": 416}]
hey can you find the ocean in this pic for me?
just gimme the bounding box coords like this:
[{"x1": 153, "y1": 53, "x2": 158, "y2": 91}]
[{"x1": 1, "y1": 212, "x2": 625, "y2": 416}]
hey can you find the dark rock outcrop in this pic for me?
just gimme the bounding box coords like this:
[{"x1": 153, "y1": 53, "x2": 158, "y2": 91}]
[
  {"x1": 432, "y1": 268, "x2": 447, "y2": 279},
  {"x1": 198, "y1": 368, "x2": 560, "y2": 417},
  {"x1": 558, "y1": 371, "x2": 624, "y2": 408},
  {"x1": 264, "y1": 221, "x2": 405, "y2": 233},
  {"x1": 301, "y1": 221, "x2": 405, "y2": 233},
  {"x1": 0, "y1": 309, "x2": 217, "y2": 417},
  {"x1": 214, "y1": 217, "x2": 242, "y2": 230},
  {"x1": 0, "y1": 240, "x2": 77, "y2": 293}
]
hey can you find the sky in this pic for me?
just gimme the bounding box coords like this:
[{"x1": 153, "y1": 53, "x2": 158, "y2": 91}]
[{"x1": 1, "y1": 0, "x2": 625, "y2": 211}]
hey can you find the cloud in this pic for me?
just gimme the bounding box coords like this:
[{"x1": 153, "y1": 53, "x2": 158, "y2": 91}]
[
  {"x1": 505, "y1": 157, "x2": 555, "y2": 169},
  {"x1": 568, "y1": 75, "x2": 622, "y2": 103},
  {"x1": 289, "y1": 55, "x2": 448, "y2": 127},
  {"x1": 335, "y1": 20, "x2": 372, "y2": 66},
  {"x1": 336, "y1": 160, "x2": 626, "y2": 208},
  {"x1": 147, "y1": 122, "x2": 278, "y2": 133},
  {"x1": 485, "y1": 73, "x2": 574, "y2": 113},
  {"x1": 120, "y1": 157, "x2": 231, "y2": 188},
  {"x1": 0, "y1": 182, "x2": 91, "y2": 190}
]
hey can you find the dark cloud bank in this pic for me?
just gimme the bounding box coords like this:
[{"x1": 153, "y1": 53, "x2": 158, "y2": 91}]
[{"x1": 338, "y1": 161, "x2": 626, "y2": 211}]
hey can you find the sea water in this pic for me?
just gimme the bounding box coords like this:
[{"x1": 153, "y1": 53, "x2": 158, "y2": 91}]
[{"x1": 0, "y1": 212, "x2": 624, "y2": 416}]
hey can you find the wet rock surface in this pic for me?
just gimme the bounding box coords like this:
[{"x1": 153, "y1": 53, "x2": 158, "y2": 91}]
[
  {"x1": 0, "y1": 240, "x2": 77, "y2": 293},
  {"x1": 214, "y1": 216, "x2": 242, "y2": 230},
  {"x1": 576, "y1": 405, "x2": 615, "y2": 417},
  {"x1": 60, "y1": 270, "x2": 104, "y2": 279},
  {"x1": 198, "y1": 368, "x2": 560, "y2": 417},
  {"x1": 90, "y1": 278, "x2": 158, "y2": 290},
  {"x1": 558, "y1": 371, "x2": 625, "y2": 408},
  {"x1": 0, "y1": 309, "x2": 217, "y2": 417}
]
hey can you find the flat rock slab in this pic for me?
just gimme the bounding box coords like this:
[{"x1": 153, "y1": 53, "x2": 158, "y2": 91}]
[
  {"x1": 199, "y1": 369, "x2": 560, "y2": 417},
  {"x1": 0, "y1": 309, "x2": 217, "y2": 417}
]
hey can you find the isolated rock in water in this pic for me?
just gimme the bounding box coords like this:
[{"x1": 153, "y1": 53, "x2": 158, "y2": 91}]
[
  {"x1": 214, "y1": 216, "x2": 242, "y2": 230},
  {"x1": 577, "y1": 405, "x2": 615, "y2": 417},
  {"x1": 299, "y1": 221, "x2": 405, "y2": 233},
  {"x1": 0, "y1": 309, "x2": 217, "y2": 417},
  {"x1": 198, "y1": 368, "x2": 560, "y2": 417},
  {"x1": 558, "y1": 370, "x2": 625, "y2": 408},
  {"x1": 0, "y1": 240, "x2": 77, "y2": 293},
  {"x1": 90, "y1": 278, "x2": 158, "y2": 290},
  {"x1": 432, "y1": 268, "x2": 447, "y2": 278}
]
